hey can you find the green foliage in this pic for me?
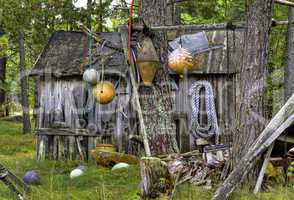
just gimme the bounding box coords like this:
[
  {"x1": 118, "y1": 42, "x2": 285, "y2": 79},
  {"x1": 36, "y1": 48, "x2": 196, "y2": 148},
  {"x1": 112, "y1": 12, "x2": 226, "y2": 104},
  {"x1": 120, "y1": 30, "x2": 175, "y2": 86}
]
[
  {"x1": 0, "y1": 120, "x2": 34, "y2": 155},
  {"x1": 181, "y1": 0, "x2": 245, "y2": 24},
  {"x1": 0, "y1": 35, "x2": 8, "y2": 57},
  {"x1": 0, "y1": 119, "x2": 294, "y2": 199}
]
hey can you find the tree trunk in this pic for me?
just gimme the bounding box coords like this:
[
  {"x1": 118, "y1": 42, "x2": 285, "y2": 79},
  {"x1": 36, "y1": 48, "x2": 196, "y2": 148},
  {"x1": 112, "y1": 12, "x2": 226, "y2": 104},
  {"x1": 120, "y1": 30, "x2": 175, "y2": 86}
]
[
  {"x1": 140, "y1": 157, "x2": 173, "y2": 199},
  {"x1": 18, "y1": 31, "x2": 31, "y2": 134},
  {"x1": 97, "y1": 0, "x2": 103, "y2": 32},
  {"x1": 140, "y1": 0, "x2": 179, "y2": 155},
  {"x1": 285, "y1": 7, "x2": 294, "y2": 100},
  {"x1": 87, "y1": 0, "x2": 92, "y2": 30},
  {"x1": 233, "y1": 0, "x2": 274, "y2": 174},
  {"x1": 0, "y1": 57, "x2": 6, "y2": 117}
]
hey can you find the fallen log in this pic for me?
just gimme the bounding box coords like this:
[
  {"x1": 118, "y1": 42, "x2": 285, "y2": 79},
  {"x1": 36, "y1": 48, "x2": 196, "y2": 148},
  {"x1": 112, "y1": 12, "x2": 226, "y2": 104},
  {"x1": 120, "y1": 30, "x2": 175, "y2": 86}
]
[{"x1": 212, "y1": 94, "x2": 294, "y2": 200}]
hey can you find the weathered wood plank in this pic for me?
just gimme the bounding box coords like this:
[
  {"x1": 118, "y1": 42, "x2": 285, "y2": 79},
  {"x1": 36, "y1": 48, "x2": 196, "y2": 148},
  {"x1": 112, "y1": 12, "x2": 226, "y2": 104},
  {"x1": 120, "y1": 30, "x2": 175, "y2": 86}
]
[
  {"x1": 254, "y1": 143, "x2": 274, "y2": 194},
  {"x1": 213, "y1": 94, "x2": 294, "y2": 200}
]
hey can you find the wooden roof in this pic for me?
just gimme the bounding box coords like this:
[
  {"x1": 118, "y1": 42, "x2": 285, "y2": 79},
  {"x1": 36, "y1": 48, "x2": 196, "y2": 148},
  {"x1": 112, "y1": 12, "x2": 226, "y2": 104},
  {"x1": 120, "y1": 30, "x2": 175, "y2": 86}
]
[{"x1": 30, "y1": 31, "x2": 127, "y2": 77}]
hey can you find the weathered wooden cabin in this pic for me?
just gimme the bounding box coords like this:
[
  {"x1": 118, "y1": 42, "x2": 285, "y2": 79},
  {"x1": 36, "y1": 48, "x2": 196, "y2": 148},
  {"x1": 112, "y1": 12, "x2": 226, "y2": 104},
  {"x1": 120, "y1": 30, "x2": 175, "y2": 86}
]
[
  {"x1": 30, "y1": 27, "x2": 244, "y2": 161},
  {"x1": 30, "y1": 31, "x2": 133, "y2": 160}
]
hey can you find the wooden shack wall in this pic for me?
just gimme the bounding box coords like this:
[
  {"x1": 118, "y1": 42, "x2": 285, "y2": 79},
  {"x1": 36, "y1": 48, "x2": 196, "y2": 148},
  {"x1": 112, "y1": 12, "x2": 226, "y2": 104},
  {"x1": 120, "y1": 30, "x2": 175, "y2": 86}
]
[
  {"x1": 35, "y1": 76, "x2": 132, "y2": 160},
  {"x1": 35, "y1": 29, "x2": 244, "y2": 160},
  {"x1": 171, "y1": 30, "x2": 243, "y2": 152}
]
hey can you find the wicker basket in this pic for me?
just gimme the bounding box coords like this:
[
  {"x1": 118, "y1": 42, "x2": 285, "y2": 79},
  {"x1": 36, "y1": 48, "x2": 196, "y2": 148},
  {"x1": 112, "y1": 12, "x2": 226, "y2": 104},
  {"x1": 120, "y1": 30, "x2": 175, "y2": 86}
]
[{"x1": 96, "y1": 144, "x2": 116, "y2": 153}]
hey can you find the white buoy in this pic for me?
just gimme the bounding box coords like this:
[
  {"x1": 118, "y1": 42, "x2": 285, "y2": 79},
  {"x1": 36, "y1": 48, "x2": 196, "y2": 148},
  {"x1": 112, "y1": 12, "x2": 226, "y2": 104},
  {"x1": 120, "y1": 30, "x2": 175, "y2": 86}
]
[
  {"x1": 83, "y1": 69, "x2": 98, "y2": 85},
  {"x1": 111, "y1": 163, "x2": 130, "y2": 171},
  {"x1": 70, "y1": 166, "x2": 87, "y2": 179}
]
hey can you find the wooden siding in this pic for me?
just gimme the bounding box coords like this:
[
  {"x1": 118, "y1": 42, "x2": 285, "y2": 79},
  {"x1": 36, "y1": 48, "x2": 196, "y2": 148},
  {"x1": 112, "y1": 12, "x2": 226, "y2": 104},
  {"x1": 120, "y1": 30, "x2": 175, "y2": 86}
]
[
  {"x1": 36, "y1": 76, "x2": 131, "y2": 160},
  {"x1": 34, "y1": 29, "x2": 244, "y2": 160},
  {"x1": 173, "y1": 73, "x2": 238, "y2": 152},
  {"x1": 169, "y1": 30, "x2": 244, "y2": 74}
]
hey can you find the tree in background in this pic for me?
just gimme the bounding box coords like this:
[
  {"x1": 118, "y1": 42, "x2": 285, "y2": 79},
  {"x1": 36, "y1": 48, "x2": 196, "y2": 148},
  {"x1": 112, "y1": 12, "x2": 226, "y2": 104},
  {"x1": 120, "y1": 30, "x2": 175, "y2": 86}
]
[
  {"x1": 285, "y1": 7, "x2": 294, "y2": 100},
  {"x1": 0, "y1": 32, "x2": 8, "y2": 117},
  {"x1": 233, "y1": 0, "x2": 274, "y2": 176},
  {"x1": 140, "y1": 0, "x2": 180, "y2": 154},
  {"x1": 0, "y1": 0, "x2": 35, "y2": 133}
]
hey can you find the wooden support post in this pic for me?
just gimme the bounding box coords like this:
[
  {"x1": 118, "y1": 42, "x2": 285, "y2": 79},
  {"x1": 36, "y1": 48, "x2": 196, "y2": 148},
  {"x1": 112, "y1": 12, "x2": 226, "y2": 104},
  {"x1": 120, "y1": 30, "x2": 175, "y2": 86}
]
[
  {"x1": 118, "y1": 26, "x2": 151, "y2": 156},
  {"x1": 254, "y1": 143, "x2": 275, "y2": 194},
  {"x1": 212, "y1": 94, "x2": 294, "y2": 200},
  {"x1": 275, "y1": 0, "x2": 294, "y2": 7}
]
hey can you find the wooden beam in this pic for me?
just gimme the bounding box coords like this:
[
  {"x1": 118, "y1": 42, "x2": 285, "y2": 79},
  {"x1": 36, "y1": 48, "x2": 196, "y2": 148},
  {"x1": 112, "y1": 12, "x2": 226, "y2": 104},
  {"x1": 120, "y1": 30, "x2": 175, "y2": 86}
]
[
  {"x1": 212, "y1": 94, "x2": 294, "y2": 200},
  {"x1": 132, "y1": 23, "x2": 245, "y2": 32},
  {"x1": 132, "y1": 20, "x2": 291, "y2": 33},
  {"x1": 275, "y1": 0, "x2": 294, "y2": 7}
]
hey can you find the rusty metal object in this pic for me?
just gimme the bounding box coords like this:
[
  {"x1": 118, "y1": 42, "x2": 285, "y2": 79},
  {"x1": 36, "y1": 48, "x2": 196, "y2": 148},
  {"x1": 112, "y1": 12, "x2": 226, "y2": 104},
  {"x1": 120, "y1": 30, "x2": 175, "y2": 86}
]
[{"x1": 92, "y1": 81, "x2": 116, "y2": 104}]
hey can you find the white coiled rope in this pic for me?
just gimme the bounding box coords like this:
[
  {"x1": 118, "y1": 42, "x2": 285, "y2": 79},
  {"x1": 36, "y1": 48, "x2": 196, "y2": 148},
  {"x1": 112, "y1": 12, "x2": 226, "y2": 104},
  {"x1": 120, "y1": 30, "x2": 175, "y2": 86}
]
[{"x1": 189, "y1": 81, "x2": 220, "y2": 143}]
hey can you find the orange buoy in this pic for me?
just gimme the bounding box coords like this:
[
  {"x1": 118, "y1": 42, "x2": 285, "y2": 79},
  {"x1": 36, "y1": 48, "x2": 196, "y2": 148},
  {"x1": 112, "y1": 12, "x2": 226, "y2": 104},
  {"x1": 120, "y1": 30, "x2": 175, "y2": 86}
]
[
  {"x1": 93, "y1": 81, "x2": 116, "y2": 104},
  {"x1": 136, "y1": 37, "x2": 160, "y2": 86},
  {"x1": 168, "y1": 48, "x2": 205, "y2": 77}
]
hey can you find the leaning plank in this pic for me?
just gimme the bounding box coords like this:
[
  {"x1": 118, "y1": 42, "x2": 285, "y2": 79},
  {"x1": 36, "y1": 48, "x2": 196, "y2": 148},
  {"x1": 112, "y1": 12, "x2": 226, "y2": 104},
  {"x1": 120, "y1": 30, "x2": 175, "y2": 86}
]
[
  {"x1": 275, "y1": 0, "x2": 294, "y2": 7},
  {"x1": 253, "y1": 143, "x2": 275, "y2": 194},
  {"x1": 118, "y1": 26, "x2": 151, "y2": 156},
  {"x1": 212, "y1": 94, "x2": 294, "y2": 200}
]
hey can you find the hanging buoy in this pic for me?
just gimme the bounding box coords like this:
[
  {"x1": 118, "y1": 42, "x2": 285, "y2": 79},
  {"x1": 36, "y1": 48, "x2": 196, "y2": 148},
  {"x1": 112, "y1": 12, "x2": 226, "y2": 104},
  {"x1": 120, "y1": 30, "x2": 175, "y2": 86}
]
[
  {"x1": 136, "y1": 37, "x2": 160, "y2": 86},
  {"x1": 168, "y1": 47, "x2": 193, "y2": 77},
  {"x1": 83, "y1": 68, "x2": 98, "y2": 85},
  {"x1": 93, "y1": 81, "x2": 116, "y2": 104}
]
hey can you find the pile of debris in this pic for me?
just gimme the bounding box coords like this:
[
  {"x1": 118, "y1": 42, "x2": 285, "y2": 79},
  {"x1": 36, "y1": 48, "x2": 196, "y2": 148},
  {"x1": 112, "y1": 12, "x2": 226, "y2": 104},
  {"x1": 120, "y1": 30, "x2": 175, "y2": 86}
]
[{"x1": 140, "y1": 144, "x2": 230, "y2": 199}]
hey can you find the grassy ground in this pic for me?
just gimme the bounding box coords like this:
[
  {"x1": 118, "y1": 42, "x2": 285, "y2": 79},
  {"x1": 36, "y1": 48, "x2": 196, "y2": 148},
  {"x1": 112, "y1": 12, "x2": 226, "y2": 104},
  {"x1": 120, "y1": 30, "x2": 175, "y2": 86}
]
[{"x1": 0, "y1": 119, "x2": 293, "y2": 200}]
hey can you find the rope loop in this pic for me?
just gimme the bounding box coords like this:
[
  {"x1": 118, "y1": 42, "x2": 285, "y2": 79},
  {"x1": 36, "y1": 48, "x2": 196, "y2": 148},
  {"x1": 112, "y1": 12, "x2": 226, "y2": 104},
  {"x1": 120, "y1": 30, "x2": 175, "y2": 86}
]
[{"x1": 189, "y1": 81, "x2": 220, "y2": 144}]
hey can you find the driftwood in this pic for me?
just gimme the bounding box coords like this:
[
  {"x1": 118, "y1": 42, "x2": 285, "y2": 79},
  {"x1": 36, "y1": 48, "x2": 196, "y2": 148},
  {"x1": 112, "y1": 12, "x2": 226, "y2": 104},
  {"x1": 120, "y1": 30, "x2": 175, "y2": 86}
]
[
  {"x1": 140, "y1": 157, "x2": 174, "y2": 199},
  {"x1": 253, "y1": 143, "x2": 274, "y2": 194},
  {"x1": 91, "y1": 150, "x2": 139, "y2": 167},
  {"x1": 212, "y1": 94, "x2": 294, "y2": 200},
  {"x1": 275, "y1": 0, "x2": 294, "y2": 7}
]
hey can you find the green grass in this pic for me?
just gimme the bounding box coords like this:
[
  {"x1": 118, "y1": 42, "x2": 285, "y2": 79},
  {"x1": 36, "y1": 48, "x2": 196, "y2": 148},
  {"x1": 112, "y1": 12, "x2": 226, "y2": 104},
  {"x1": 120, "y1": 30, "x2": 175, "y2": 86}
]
[{"x1": 0, "y1": 119, "x2": 293, "y2": 200}]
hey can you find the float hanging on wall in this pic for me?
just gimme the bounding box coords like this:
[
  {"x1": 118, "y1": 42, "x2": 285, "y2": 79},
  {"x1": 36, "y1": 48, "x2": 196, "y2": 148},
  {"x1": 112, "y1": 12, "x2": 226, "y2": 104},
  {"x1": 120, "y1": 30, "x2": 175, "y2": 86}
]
[
  {"x1": 168, "y1": 47, "x2": 194, "y2": 77},
  {"x1": 168, "y1": 32, "x2": 209, "y2": 77},
  {"x1": 92, "y1": 81, "x2": 116, "y2": 104},
  {"x1": 83, "y1": 68, "x2": 98, "y2": 85},
  {"x1": 136, "y1": 37, "x2": 160, "y2": 86}
]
